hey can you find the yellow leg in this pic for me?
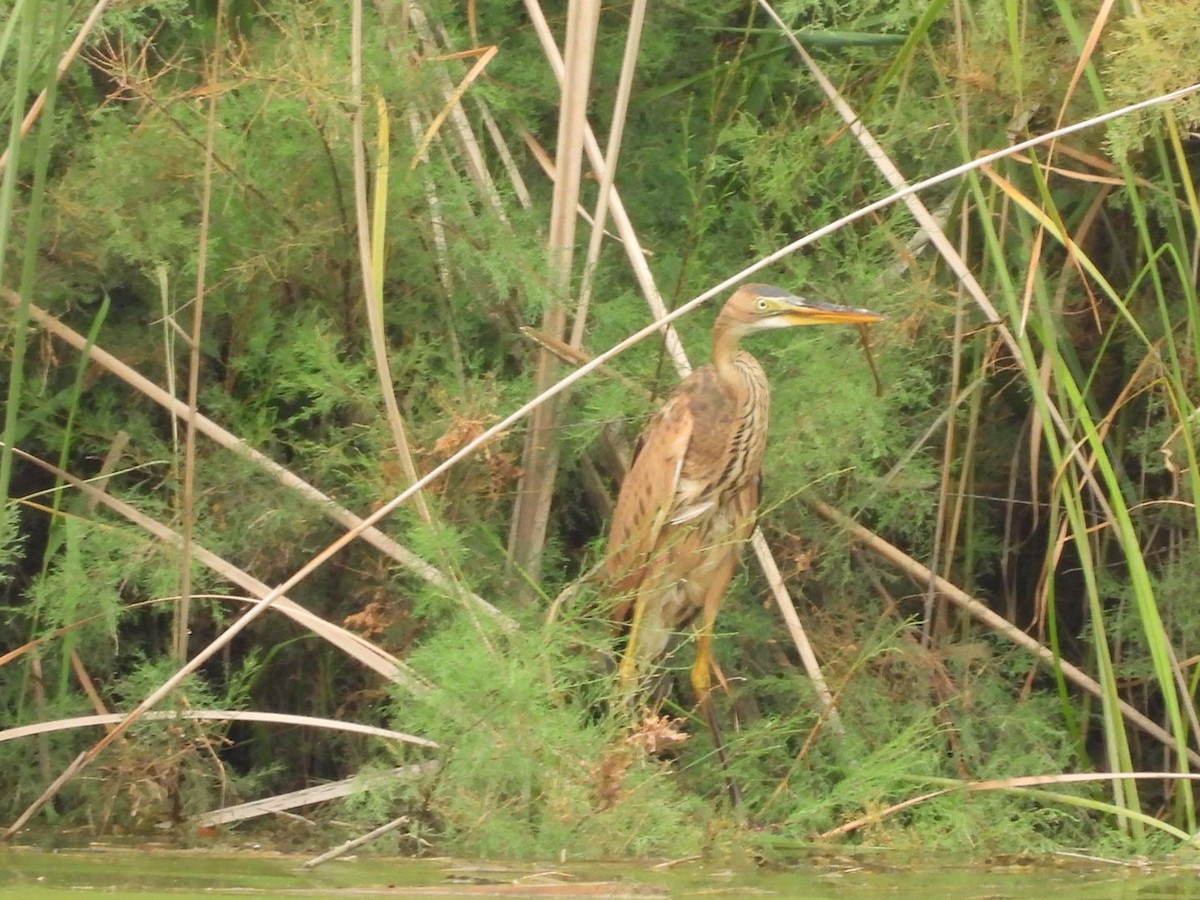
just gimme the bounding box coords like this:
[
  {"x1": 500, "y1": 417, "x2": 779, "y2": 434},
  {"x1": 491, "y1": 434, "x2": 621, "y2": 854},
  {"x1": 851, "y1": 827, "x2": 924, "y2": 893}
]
[{"x1": 617, "y1": 593, "x2": 651, "y2": 705}]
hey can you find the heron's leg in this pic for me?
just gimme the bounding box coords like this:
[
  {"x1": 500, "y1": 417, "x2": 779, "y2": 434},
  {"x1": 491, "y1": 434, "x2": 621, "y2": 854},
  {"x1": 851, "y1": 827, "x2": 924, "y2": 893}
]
[
  {"x1": 690, "y1": 564, "x2": 743, "y2": 809},
  {"x1": 616, "y1": 591, "x2": 650, "y2": 705}
]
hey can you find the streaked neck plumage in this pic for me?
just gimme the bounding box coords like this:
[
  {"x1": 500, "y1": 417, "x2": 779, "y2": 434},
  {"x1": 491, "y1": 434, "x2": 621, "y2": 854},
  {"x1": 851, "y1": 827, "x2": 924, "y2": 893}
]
[{"x1": 711, "y1": 312, "x2": 752, "y2": 390}]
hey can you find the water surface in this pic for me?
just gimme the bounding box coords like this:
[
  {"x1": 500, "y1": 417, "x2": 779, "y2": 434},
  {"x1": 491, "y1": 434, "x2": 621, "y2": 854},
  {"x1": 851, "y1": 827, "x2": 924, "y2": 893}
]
[{"x1": 1, "y1": 844, "x2": 1198, "y2": 898}]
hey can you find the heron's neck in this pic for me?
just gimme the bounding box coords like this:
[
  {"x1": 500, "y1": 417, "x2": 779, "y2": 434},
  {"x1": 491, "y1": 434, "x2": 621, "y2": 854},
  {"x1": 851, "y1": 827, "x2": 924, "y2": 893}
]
[{"x1": 711, "y1": 322, "x2": 746, "y2": 388}]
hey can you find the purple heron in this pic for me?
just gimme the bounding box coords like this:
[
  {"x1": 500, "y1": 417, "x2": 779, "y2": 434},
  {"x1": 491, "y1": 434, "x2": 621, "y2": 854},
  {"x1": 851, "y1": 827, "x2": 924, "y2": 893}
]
[{"x1": 603, "y1": 284, "x2": 882, "y2": 777}]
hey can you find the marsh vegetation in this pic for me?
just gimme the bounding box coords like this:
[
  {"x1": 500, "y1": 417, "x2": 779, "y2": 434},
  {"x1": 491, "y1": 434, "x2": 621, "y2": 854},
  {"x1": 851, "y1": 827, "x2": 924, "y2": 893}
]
[{"x1": 2, "y1": 0, "x2": 1200, "y2": 861}]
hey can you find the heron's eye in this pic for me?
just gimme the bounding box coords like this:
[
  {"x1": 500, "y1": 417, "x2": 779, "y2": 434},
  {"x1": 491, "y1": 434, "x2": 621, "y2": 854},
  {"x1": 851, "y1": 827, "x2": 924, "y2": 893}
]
[{"x1": 755, "y1": 298, "x2": 769, "y2": 312}]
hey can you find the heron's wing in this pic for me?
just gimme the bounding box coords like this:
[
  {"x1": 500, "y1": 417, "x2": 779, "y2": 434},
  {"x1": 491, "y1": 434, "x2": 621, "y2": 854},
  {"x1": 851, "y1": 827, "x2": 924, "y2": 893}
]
[
  {"x1": 731, "y1": 473, "x2": 760, "y2": 543},
  {"x1": 603, "y1": 391, "x2": 694, "y2": 614}
]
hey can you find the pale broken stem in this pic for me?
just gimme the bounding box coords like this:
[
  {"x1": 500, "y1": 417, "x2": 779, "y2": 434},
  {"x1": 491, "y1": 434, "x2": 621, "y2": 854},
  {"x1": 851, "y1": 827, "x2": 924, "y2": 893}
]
[
  {"x1": 408, "y1": 107, "x2": 466, "y2": 385},
  {"x1": 154, "y1": 268, "x2": 180, "y2": 450},
  {"x1": 196, "y1": 762, "x2": 439, "y2": 829},
  {"x1": 2, "y1": 290, "x2": 514, "y2": 632},
  {"x1": 303, "y1": 814, "x2": 411, "y2": 868},
  {"x1": 7, "y1": 84, "x2": 1196, "y2": 840},
  {"x1": 407, "y1": 109, "x2": 454, "y2": 292},
  {"x1": 474, "y1": 96, "x2": 533, "y2": 209},
  {"x1": 810, "y1": 497, "x2": 1200, "y2": 768}
]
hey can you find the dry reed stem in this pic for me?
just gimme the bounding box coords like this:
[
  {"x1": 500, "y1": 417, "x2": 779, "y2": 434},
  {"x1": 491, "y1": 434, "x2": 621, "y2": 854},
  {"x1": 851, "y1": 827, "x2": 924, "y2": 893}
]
[
  {"x1": 408, "y1": 107, "x2": 466, "y2": 385},
  {"x1": 749, "y1": 530, "x2": 844, "y2": 734},
  {"x1": 408, "y1": 45, "x2": 497, "y2": 169},
  {"x1": 408, "y1": 108, "x2": 454, "y2": 294},
  {"x1": 1, "y1": 290, "x2": 513, "y2": 631},
  {"x1": 6, "y1": 84, "x2": 1195, "y2": 839},
  {"x1": 195, "y1": 762, "x2": 438, "y2": 827},
  {"x1": 473, "y1": 96, "x2": 533, "y2": 209},
  {"x1": 507, "y1": 0, "x2": 602, "y2": 588},
  {"x1": 402, "y1": 0, "x2": 506, "y2": 217}
]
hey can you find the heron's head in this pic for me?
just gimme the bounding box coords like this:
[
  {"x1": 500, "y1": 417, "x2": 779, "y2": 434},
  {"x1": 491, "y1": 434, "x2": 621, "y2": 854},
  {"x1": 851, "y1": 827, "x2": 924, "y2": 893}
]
[{"x1": 718, "y1": 283, "x2": 883, "y2": 338}]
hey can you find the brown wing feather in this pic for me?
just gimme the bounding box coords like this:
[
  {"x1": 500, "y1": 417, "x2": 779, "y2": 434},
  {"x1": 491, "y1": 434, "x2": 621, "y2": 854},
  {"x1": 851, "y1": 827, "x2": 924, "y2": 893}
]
[
  {"x1": 603, "y1": 391, "x2": 694, "y2": 614},
  {"x1": 730, "y1": 473, "x2": 760, "y2": 545}
]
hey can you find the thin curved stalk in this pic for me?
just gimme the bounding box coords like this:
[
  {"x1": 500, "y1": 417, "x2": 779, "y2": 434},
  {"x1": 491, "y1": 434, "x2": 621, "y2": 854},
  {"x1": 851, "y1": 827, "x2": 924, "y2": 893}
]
[{"x1": 0, "y1": 709, "x2": 437, "y2": 749}]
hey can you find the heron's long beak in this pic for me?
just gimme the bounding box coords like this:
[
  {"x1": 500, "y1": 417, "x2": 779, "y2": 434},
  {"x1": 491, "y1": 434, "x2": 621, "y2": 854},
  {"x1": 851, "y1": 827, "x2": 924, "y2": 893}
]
[{"x1": 779, "y1": 294, "x2": 883, "y2": 326}]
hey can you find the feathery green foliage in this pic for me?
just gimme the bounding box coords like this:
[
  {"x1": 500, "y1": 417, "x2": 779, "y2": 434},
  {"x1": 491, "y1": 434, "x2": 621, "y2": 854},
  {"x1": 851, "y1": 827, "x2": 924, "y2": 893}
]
[{"x1": 1, "y1": 0, "x2": 1199, "y2": 858}]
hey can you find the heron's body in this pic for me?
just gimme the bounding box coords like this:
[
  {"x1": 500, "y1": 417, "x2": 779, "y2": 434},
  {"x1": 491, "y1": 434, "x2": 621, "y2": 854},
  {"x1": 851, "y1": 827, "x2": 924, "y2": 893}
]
[
  {"x1": 602, "y1": 284, "x2": 882, "y2": 724},
  {"x1": 605, "y1": 349, "x2": 767, "y2": 690}
]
